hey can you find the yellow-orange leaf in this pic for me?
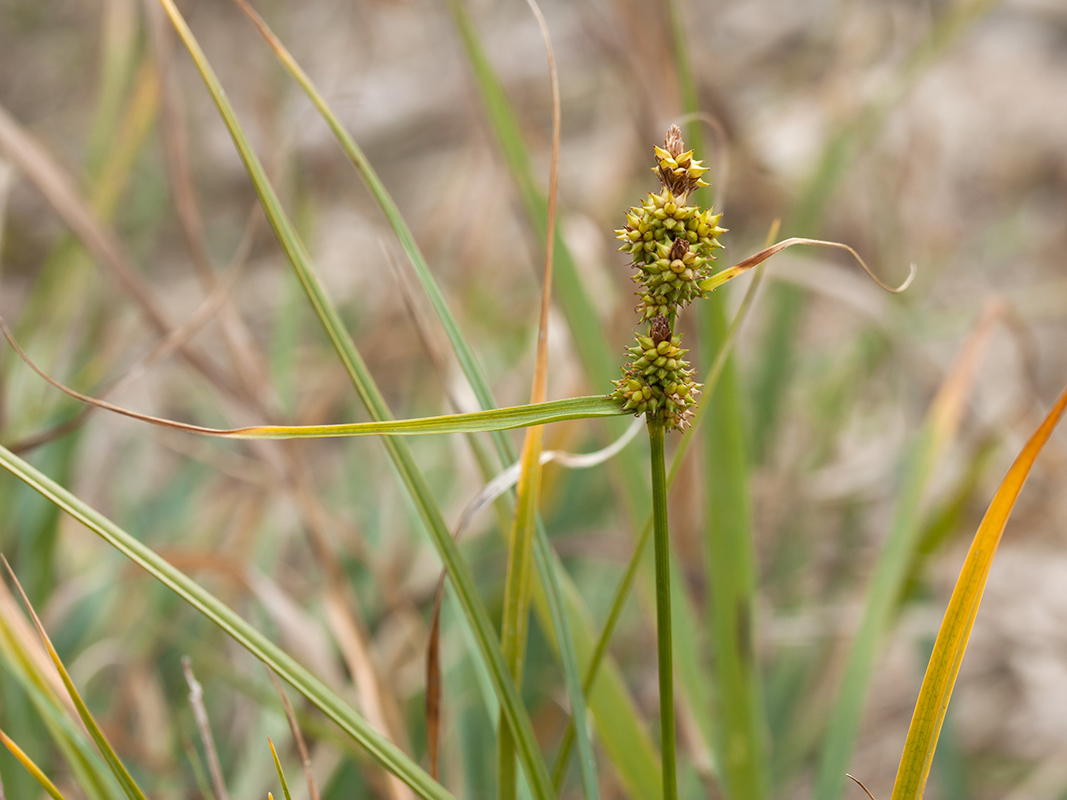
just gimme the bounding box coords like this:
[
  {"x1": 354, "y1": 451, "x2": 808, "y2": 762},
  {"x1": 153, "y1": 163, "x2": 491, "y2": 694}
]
[{"x1": 891, "y1": 381, "x2": 1067, "y2": 799}]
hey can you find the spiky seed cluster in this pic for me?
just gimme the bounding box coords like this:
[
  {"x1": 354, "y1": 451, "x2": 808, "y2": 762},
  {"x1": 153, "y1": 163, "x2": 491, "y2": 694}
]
[
  {"x1": 611, "y1": 126, "x2": 724, "y2": 431},
  {"x1": 653, "y1": 126, "x2": 710, "y2": 197},
  {"x1": 613, "y1": 315, "x2": 700, "y2": 429},
  {"x1": 618, "y1": 198, "x2": 727, "y2": 320},
  {"x1": 615, "y1": 138, "x2": 726, "y2": 323}
]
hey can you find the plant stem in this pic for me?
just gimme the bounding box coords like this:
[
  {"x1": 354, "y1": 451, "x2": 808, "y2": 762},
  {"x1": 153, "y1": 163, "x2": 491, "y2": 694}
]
[{"x1": 648, "y1": 420, "x2": 677, "y2": 800}]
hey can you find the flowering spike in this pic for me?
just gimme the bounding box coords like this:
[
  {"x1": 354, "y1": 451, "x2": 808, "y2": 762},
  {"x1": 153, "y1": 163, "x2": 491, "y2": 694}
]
[
  {"x1": 652, "y1": 125, "x2": 711, "y2": 198},
  {"x1": 610, "y1": 128, "x2": 723, "y2": 431}
]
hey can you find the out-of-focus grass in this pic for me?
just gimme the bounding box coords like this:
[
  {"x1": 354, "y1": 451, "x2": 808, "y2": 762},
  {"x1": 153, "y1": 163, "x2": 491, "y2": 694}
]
[{"x1": 0, "y1": 1, "x2": 1065, "y2": 799}]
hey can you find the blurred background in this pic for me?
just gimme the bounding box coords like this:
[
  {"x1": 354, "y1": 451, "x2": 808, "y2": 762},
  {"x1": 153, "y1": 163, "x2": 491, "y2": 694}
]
[{"x1": 1, "y1": 0, "x2": 1066, "y2": 797}]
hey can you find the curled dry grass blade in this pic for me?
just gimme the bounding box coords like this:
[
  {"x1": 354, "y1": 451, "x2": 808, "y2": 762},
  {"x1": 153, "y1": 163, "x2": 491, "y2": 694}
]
[
  {"x1": 155, "y1": 2, "x2": 555, "y2": 796},
  {"x1": 497, "y1": 2, "x2": 597, "y2": 798},
  {"x1": 699, "y1": 238, "x2": 915, "y2": 295},
  {"x1": 891, "y1": 382, "x2": 1067, "y2": 799},
  {"x1": 455, "y1": 421, "x2": 643, "y2": 542},
  {"x1": 0, "y1": 326, "x2": 622, "y2": 438},
  {"x1": 2, "y1": 557, "x2": 149, "y2": 800},
  {"x1": 751, "y1": 0, "x2": 994, "y2": 463},
  {"x1": 698, "y1": 233, "x2": 911, "y2": 800}
]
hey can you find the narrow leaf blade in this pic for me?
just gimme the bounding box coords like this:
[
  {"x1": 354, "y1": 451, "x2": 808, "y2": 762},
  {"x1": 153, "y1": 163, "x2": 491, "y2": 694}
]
[
  {"x1": 155, "y1": 4, "x2": 556, "y2": 795},
  {"x1": 891, "y1": 382, "x2": 1067, "y2": 799},
  {"x1": 0, "y1": 444, "x2": 455, "y2": 800},
  {"x1": 0, "y1": 728, "x2": 71, "y2": 800},
  {"x1": 2, "y1": 560, "x2": 149, "y2": 800}
]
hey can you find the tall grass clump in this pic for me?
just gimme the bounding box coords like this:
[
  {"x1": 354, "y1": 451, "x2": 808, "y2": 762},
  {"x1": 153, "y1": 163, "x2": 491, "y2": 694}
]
[{"x1": 0, "y1": 2, "x2": 1064, "y2": 800}]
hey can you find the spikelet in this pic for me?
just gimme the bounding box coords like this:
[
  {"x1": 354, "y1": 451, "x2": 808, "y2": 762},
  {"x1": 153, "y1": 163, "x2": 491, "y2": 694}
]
[{"x1": 609, "y1": 127, "x2": 723, "y2": 431}]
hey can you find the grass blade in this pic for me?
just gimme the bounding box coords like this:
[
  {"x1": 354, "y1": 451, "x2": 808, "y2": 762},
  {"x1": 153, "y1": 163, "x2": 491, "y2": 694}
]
[
  {"x1": 0, "y1": 333, "x2": 624, "y2": 437},
  {"x1": 667, "y1": 8, "x2": 768, "y2": 794},
  {"x1": 448, "y1": 5, "x2": 717, "y2": 796},
  {"x1": 154, "y1": 3, "x2": 554, "y2": 796},
  {"x1": 0, "y1": 728, "x2": 70, "y2": 800},
  {"x1": 268, "y1": 739, "x2": 293, "y2": 800},
  {"x1": 2, "y1": 558, "x2": 149, "y2": 800},
  {"x1": 0, "y1": 444, "x2": 454, "y2": 800},
  {"x1": 815, "y1": 303, "x2": 1002, "y2": 799},
  {"x1": 891, "y1": 380, "x2": 1067, "y2": 799},
  {"x1": 227, "y1": 10, "x2": 599, "y2": 797},
  {"x1": 700, "y1": 301, "x2": 766, "y2": 800}
]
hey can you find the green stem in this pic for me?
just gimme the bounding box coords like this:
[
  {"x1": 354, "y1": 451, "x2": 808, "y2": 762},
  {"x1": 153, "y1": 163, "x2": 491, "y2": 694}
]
[{"x1": 648, "y1": 420, "x2": 677, "y2": 800}]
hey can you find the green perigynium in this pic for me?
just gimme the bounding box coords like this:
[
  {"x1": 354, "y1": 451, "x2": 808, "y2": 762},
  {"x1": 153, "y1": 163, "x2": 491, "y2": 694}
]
[
  {"x1": 613, "y1": 315, "x2": 700, "y2": 429},
  {"x1": 611, "y1": 126, "x2": 725, "y2": 431}
]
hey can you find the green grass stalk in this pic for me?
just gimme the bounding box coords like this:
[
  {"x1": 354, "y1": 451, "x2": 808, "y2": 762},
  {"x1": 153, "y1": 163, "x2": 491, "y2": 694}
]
[
  {"x1": 667, "y1": 6, "x2": 768, "y2": 794},
  {"x1": 648, "y1": 421, "x2": 677, "y2": 800},
  {"x1": 552, "y1": 251, "x2": 769, "y2": 785}
]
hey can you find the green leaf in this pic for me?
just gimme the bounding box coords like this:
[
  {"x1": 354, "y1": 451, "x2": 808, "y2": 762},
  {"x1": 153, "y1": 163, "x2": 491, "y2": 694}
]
[
  {"x1": 0, "y1": 443, "x2": 454, "y2": 800},
  {"x1": 0, "y1": 319, "x2": 623, "y2": 440},
  {"x1": 223, "y1": 7, "x2": 599, "y2": 798},
  {"x1": 154, "y1": 2, "x2": 554, "y2": 796},
  {"x1": 227, "y1": 397, "x2": 624, "y2": 439}
]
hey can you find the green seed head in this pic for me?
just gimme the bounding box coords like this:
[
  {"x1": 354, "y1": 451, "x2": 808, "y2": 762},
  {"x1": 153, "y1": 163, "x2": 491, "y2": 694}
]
[{"x1": 610, "y1": 129, "x2": 720, "y2": 431}]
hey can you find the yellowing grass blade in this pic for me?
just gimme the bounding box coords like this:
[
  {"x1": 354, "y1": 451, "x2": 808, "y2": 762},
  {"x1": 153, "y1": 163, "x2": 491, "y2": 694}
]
[
  {"x1": 0, "y1": 445, "x2": 455, "y2": 800},
  {"x1": 815, "y1": 301, "x2": 1004, "y2": 800},
  {"x1": 2, "y1": 558, "x2": 148, "y2": 800},
  {"x1": 498, "y1": 16, "x2": 552, "y2": 797},
  {"x1": 891, "y1": 381, "x2": 1067, "y2": 800},
  {"x1": 268, "y1": 739, "x2": 294, "y2": 800},
  {"x1": 0, "y1": 313, "x2": 622, "y2": 438},
  {"x1": 0, "y1": 728, "x2": 71, "y2": 800}
]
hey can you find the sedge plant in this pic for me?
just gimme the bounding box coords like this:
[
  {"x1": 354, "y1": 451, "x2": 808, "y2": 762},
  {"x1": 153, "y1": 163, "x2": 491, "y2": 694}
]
[
  {"x1": 2, "y1": 4, "x2": 1066, "y2": 800},
  {"x1": 0, "y1": 121, "x2": 907, "y2": 799},
  {"x1": 609, "y1": 125, "x2": 724, "y2": 799}
]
